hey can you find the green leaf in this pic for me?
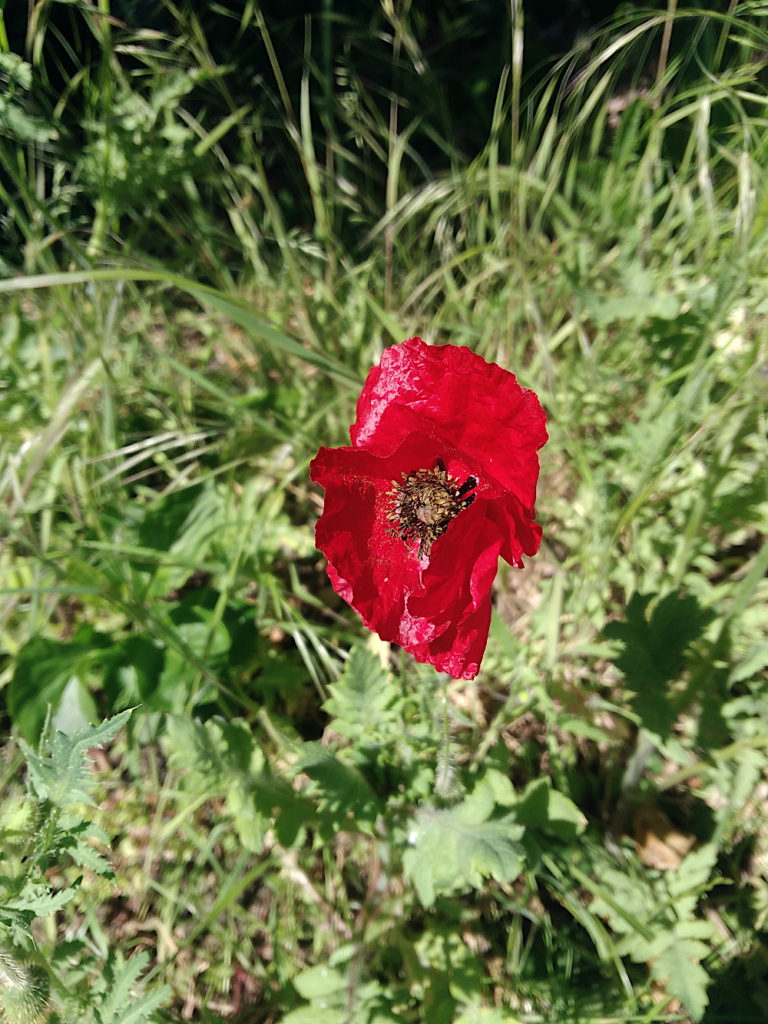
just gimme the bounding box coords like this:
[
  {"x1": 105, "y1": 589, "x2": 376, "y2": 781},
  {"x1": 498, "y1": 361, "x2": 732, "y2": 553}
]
[
  {"x1": 0, "y1": 97, "x2": 58, "y2": 144},
  {"x1": 455, "y1": 1007, "x2": 524, "y2": 1023},
  {"x1": 103, "y1": 633, "x2": 166, "y2": 710},
  {"x1": 51, "y1": 675, "x2": 98, "y2": 736},
  {"x1": 323, "y1": 645, "x2": 398, "y2": 740},
  {"x1": 8, "y1": 635, "x2": 111, "y2": 743},
  {"x1": 70, "y1": 838, "x2": 115, "y2": 878},
  {"x1": 281, "y1": 1010, "x2": 340, "y2": 1024},
  {"x1": 580, "y1": 260, "x2": 681, "y2": 326},
  {"x1": 226, "y1": 780, "x2": 267, "y2": 852},
  {"x1": 20, "y1": 710, "x2": 133, "y2": 808},
  {"x1": 292, "y1": 965, "x2": 346, "y2": 1000},
  {"x1": 164, "y1": 715, "x2": 266, "y2": 785},
  {"x1": 413, "y1": 929, "x2": 485, "y2": 1003},
  {"x1": 514, "y1": 778, "x2": 586, "y2": 841},
  {"x1": 163, "y1": 716, "x2": 271, "y2": 850},
  {"x1": 97, "y1": 950, "x2": 171, "y2": 1024},
  {"x1": 727, "y1": 640, "x2": 768, "y2": 685},
  {"x1": 403, "y1": 778, "x2": 525, "y2": 906},
  {"x1": 668, "y1": 844, "x2": 717, "y2": 900},
  {"x1": 604, "y1": 592, "x2": 714, "y2": 737},
  {"x1": 107, "y1": 986, "x2": 173, "y2": 1024},
  {"x1": 585, "y1": 863, "x2": 656, "y2": 942},
  {"x1": 651, "y1": 940, "x2": 710, "y2": 1022},
  {"x1": 0, "y1": 881, "x2": 75, "y2": 918},
  {"x1": 294, "y1": 742, "x2": 380, "y2": 831},
  {"x1": 98, "y1": 951, "x2": 150, "y2": 1024}
]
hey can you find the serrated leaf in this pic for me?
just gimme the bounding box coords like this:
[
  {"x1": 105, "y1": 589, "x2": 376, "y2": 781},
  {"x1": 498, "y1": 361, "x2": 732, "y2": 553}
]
[
  {"x1": 668, "y1": 843, "x2": 717, "y2": 897},
  {"x1": 164, "y1": 715, "x2": 265, "y2": 790},
  {"x1": 669, "y1": 919, "x2": 720, "y2": 943},
  {"x1": 226, "y1": 780, "x2": 268, "y2": 852},
  {"x1": 651, "y1": 939, "x2": 710, "y2": 1021},
  {"x1": 1, "y1": 881, "x2": 75, "y2": 917},
  {"x1": 19, "y1": 710, "x2": 132, "y2": 808},
  {"x1": 107, "y1": 985, "x2": 172, "y2": 1024},
  {"x1": 98, "y1": 951, "x2": 171, "y2": 1024},
  {"x1": 69, "y1": 838, "x2": 114, "y2": 877},
  {"x1": 322, "y1": 645, "x2": 398, "y2": 739},
  {"x1": 587, "y1": 866, "x2": 656, "y2": 940},
  {"x1": 728, "y1": 641, "x2": 768, "y2": 684},
  {"x1": 604, "y1": 592, "x2": 714, "y2": 737},
  {"x1": 99, "y1": 952, "x2": 148, "y2": 1024},
  {"x1": 163, "y1": 716, "x2": 271, "y2": 848},
  {"x1": 295, "y1": 742, "x2": 380, "y2": 830},
  {"x1": 403, "y1": 778, "x2": 525, "y2": 906}
]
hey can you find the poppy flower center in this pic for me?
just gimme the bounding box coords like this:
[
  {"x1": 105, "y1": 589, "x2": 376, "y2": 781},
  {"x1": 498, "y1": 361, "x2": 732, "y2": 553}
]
[{"x1": 386, "y1": 463, "x2": 477, "y2": 559}]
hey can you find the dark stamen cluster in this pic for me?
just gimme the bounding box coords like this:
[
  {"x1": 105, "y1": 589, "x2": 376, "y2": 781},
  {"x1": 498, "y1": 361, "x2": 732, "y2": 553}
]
[{"x1": 386, "y1": 463, "x2": 477, "y2": 559}]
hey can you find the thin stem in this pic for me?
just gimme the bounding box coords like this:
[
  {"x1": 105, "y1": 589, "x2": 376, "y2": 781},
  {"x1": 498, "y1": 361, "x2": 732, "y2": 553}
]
[
  {"x1": 605, "y1": 728, "x2": 657, "y2": 856},
  {"x1": 434, "y1": 672, "x2": 461, "y2": 802},
  {"x1": 441, "y1": 673, "x2": 451, "y2": 765},
  {"x1": 653, "y1": 0, "x2": 677, "y2": 108}
]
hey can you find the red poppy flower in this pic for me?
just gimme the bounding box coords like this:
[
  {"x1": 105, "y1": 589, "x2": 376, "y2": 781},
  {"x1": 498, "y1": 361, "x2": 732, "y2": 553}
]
[{"x1": 310, "y1": 337, "x2": 547, "y2": 680}]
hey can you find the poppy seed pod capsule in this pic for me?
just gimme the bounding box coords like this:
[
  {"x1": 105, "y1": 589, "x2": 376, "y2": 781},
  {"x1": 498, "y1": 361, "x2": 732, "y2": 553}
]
[{"x1": 310, "y1": 337, "x2": 547, "y2": 679}]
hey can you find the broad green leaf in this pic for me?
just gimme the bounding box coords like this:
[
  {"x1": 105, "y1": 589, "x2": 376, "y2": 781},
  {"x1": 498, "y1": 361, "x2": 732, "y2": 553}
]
[
  {"x1": 455, "y1": 1007, "x2": 524, "y2": 1024},
  {"x1": 414, "y1": 929, "x2": 485, "y2": 1003},
  {"x1": 51, "y1": 674, "x2": 98, "y2": 736},
  {"x1": 292, "y1": 965, "x2": 346, "y2": 1000},
  {"x1": 651, "y1": 939, "x2": 711, "y2": 1022},
  {"x1": 403, "y1": 778, "x2": 525, "y2": 906},
  {"x1": 483, "y1": 767, "x2": 516, "y2": 806},
  {"x1": 514, "y1": 778, "x2": 586, "y2": 840},
  {"x1": 8, "y1": 634, "x2": 112, "y2": 743},
  {"x1": 281, "y1": 1010, "x2": 340, "y2": 1024}
]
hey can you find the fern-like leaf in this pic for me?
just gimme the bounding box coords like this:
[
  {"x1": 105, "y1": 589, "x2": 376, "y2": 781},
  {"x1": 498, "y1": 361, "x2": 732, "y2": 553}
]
[{"x1": 19, "y1": 710, "x2": 133, "y2": 809}]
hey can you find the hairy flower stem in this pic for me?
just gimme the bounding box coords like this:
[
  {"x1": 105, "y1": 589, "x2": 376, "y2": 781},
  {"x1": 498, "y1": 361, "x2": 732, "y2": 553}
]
[
  {"x1": 441, "y1": 674, "x2": 451, "y2": 767},
  {"x1": 434, "y1": 674, "x2": 462, "y2": 803},
  {"x1": 0, "y1": 949, "x2": 49, "y2": 1024}
]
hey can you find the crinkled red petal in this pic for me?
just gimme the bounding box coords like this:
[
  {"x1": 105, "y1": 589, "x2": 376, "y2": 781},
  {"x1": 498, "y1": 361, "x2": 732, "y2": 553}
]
[
  {"x1": 311, "y1": 338, "x2": 547, "y2": 679},
  {"x1": 310, "y1": 435, "x2": 507, "y2": 679},
  {"x1": 351, "y1": 336, "x2": 548, "y2": 513},
  {"x1": 404, "y1": 512, "x2": 504, "y2": 679}
]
